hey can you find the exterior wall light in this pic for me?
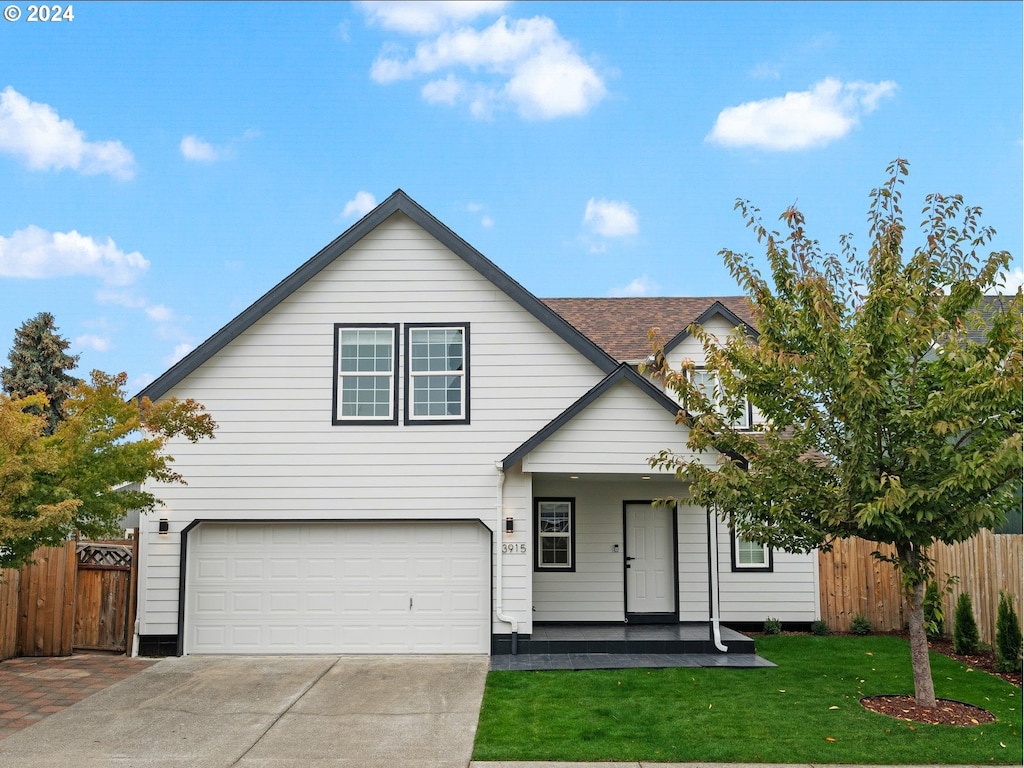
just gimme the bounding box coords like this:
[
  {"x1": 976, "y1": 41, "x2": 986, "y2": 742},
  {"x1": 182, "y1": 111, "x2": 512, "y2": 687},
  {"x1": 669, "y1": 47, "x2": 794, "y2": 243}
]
[
  {"x1": 158, "y1": 519, "x2": 170, "y2": 534},
  {"x1": 505, "y1": 517, "x2": 514, "y2": 534}
]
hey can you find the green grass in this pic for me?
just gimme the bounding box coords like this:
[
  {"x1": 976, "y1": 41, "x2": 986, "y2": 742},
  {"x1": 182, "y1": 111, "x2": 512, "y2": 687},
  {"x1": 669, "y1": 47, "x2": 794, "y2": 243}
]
[{"x1": 473, "y1": 635, "x2": 1022, "y2": 764}]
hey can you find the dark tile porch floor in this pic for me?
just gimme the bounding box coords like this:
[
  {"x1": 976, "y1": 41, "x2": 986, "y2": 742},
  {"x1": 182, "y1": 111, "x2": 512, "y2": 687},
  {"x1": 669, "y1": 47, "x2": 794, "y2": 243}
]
[{"x1": 490, "y1": 623, "x2": 776, "y2": 671}]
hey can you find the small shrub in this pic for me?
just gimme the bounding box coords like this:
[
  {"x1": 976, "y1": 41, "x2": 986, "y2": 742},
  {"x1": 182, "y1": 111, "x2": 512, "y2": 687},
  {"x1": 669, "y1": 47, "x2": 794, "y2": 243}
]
[
  {"x1": 849, "y1": 614, "x2": 872, "y2": 635},
  {"x1": 995, "y1": 591, "x2": 1023, "y2": 673},
  {"x1": 953, "y1": 592, "x2": 980, "y2": 655},
  {"x1": 763, "y1": 617, "x2": 782, "y2": 634},
  {"x1": 810, "y1": 619, "x2": 830, "y2": 636}
]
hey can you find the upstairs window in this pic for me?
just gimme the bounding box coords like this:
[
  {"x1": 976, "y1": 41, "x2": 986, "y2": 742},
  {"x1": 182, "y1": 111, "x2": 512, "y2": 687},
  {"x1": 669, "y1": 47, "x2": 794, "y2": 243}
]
[
  {"x1": 690, "y1": 368, "x2": 750, "y2": 429},
  {"x1": 406, "y1": 324, "x2": 469, "y2": 424},
  {"x1": 333, "y1": 324, "x2": 398, "y2": 424}
]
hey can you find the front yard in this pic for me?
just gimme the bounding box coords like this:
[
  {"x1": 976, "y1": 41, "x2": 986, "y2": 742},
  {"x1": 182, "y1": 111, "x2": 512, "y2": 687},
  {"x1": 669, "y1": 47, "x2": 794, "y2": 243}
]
[{"x1": 473, "y1": 634, "x2": 1022, "y2": 764}]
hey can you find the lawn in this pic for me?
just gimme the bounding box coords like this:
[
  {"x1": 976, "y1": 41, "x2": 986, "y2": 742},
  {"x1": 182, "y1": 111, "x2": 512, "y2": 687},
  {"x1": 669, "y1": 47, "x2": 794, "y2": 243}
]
[{"x1": 473, "y1": 635, "x2": 1022, "y2": 764}]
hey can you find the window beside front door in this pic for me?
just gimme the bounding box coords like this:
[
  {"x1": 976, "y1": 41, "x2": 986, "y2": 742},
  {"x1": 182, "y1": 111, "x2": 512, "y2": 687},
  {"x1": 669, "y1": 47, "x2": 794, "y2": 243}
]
[
  {"x1": 732, "y1": 530, "x2": 772, "y2": 571},
  {"x1": 535, "y1": 498, "x2": 574, "y2": 571}
]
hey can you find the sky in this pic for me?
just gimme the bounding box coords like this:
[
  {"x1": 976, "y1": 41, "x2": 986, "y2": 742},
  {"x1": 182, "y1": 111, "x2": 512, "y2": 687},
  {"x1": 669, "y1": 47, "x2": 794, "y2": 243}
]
[{"x1": 0, "y1": 1, "x2": 1021, "y2": 393}]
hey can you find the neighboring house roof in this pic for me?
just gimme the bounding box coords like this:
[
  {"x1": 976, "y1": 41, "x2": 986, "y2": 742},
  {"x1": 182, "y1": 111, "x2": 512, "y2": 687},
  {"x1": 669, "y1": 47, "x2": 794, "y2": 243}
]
[
  {"x1": 136, "y1": 190, "x2": 619, "y2": 402},
  {"x1": 542, "y1": 296, "x2": 755, "y2": 362}
]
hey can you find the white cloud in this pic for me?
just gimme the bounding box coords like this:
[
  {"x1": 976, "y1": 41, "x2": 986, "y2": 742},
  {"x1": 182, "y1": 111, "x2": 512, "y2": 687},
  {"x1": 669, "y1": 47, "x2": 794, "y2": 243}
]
[
  {"x1": 357, "y1": 1, "x2": 508, "y2": 35},
  {"x1": 997, "y1": 268, "x2": 1024, "y2": 294},
  {"x1": 145, "y1": 304, "x2": 174, "y2": 322},
  {"x1": 342, "y1": 191, "x2": 377, "y2": 218},
  {"x1": 180, "y1": 129, "x2": 259, "y2": 163},
  {"x1": 584, "y1": 198, "x2": 639, "y2": 238},
  {"x1": 609, "y1": 275, "x2": 659, "y2": 298},
  {"x1": 164, "y1": 343, "x2": 194, "y2": 366},
  {"x1": 366, "y1": 14, "x2": 606, "y2": 120},
  {"x1": 707, "y1": 78, "x2": 898, "y2": 151},
  {"x1": 0, "y1": 226, "x2": 148, "y2": 285},
  {"x1": 481, "y1": 215, "x2": 494, "y2": 228},
  {"x1": 180, "y1": 135, "x2": 222, "y2": 162},
  {"x1": 74, "y1": 334, "x2": 111, "y2": 352},
  {"x1": 0, "y1": 86, "x2": 135, "y2": 179}
]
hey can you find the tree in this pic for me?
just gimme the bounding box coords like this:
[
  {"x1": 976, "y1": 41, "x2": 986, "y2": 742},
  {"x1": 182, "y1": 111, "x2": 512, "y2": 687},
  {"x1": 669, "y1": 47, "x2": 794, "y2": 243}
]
[
  {"x1": 649, "y1": 159, "x2": 1023, "y2": 707},
  {"x1": 0, "y1": 370, "x2": 216, "y2": 569},
  {"x1": 1, "y1": 312, "x2": 81, "y2": 435}
]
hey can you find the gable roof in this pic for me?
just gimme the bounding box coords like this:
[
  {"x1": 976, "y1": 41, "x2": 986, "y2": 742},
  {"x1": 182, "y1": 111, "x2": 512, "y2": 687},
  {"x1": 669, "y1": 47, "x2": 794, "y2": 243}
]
[
  {"x1": 541, "y1": 296, "x2": 755, "y2": 363},
  {"x1": 137, "y1": 190, "x2": 618, "y2": 401},
  {"x1": 500, "y1": 363, "x2": 683, "y2": 470}
]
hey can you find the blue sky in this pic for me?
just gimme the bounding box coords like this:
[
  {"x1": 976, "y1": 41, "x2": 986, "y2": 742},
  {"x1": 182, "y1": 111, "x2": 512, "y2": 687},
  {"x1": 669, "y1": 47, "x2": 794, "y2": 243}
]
[{"x1": 1, "y1": 1, "x2": 1021, "y2": 392}]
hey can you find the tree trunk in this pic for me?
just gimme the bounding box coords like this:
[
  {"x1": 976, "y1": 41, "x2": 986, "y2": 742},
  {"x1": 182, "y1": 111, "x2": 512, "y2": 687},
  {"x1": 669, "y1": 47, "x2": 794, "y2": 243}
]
[{"x1": 906, "y1": 578, "x2": 937, "y2": 708}]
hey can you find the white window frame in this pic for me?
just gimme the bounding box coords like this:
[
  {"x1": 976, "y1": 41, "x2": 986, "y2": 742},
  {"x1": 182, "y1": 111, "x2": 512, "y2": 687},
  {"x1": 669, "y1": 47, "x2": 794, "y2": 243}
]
[
  {"x1": 333, "y1": 324, "x2": 398, "y2": 425},
  {"x1": 535, "y1": 498, "x2": 575, "y2": 571},
  {"x1": 690, "y1": 367, "x2": 750, "y2": 429},
  {"x1": 405, "y1": 323, "x2": 469, "y2": 425},
  {"x1": 732, "y1": 530, "x2": 772, "y2": 571}
]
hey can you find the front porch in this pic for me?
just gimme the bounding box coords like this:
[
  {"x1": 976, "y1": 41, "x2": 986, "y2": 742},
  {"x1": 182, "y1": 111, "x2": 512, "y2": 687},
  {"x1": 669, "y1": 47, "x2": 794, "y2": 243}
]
[{"x1": 490, "y1": 623, "x2": 775, "y2": 671}]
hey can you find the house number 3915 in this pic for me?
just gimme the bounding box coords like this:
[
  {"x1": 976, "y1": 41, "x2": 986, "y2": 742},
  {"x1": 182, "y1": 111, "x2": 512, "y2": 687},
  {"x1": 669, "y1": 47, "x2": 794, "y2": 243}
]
[{"x1": 501, "y1": 543, "x2": 526, "y2": 554}]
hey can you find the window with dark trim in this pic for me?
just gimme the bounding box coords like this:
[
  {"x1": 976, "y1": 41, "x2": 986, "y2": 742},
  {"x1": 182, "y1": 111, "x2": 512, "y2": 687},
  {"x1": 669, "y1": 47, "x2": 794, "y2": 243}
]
[
  {"x1": 404, "y1": 323, "x2": 469, "y2": 424},
  {"x1": 332, "y1": 323, "x2": 399, "y2": 425},
  {"x1": 731, "y1": 529, "x2": 773, "y2": 572},
  {"x1": 690, "y1": 367, "x2": 751, "y2": 429},
  {"x1": 534, "y1": 498, "x2": 575, "y2": 571}
]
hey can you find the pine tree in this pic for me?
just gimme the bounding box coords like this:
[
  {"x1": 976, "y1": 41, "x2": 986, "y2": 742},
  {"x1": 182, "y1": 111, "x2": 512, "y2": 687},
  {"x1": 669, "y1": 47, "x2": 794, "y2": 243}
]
[
  {"x1": 995, "y1": 591, "x2": 1023, "y2": 672},
  {"x1": 1, "y1": 312, "x2": 81, "y2": 434},
  {"x1": 953, "y1": 592, "x2": 980, "y2": 655}
]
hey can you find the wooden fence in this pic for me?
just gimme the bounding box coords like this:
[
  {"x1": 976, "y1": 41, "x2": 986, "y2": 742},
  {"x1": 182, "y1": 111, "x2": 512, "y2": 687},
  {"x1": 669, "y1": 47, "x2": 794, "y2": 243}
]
[
  {"x1": 0, "y1": 538, "x2": 137, "y2": 661},
  {"x1": 820, "y1": 531, "x2": 1023, "y2": 645}
]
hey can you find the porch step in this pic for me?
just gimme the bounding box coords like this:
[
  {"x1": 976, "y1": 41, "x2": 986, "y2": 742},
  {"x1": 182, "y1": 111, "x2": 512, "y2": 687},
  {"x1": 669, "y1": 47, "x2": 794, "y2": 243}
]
[{"x1": 491, "y1": 622, "x2": 756, "y2": 656}]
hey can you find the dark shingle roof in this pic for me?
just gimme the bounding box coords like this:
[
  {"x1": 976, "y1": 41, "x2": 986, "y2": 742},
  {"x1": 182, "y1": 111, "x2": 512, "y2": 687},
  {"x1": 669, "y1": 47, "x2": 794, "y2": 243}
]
[{"x1": 541, "y1": 297, "x2": 755, "y2": 362}]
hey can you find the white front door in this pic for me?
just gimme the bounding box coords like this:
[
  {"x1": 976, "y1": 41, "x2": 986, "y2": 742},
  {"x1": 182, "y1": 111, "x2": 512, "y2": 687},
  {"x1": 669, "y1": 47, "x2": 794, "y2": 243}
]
[{"x1": 625, "y1": 503, "x2": 675, "y2": 616}]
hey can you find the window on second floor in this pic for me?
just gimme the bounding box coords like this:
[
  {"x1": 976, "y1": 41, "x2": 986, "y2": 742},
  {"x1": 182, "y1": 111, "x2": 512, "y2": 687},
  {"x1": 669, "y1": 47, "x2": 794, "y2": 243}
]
[
  {"x1": 405, "y1": 324, "x2": 469, "y2": 424},
  {"x1": 690, "y1": 367, "x2": 751, "y2": 429},
  {"x1": 333, "y1": 324, "x2": 399, "y2": 425}
]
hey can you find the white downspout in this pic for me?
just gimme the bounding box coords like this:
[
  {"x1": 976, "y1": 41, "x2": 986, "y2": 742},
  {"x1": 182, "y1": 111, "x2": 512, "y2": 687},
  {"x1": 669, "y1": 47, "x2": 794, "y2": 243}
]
[
  {"x1": 494, "y1": 463, "x2": 519, "y2": 652},
  {"x1": 707, "y1": 506, "x2": 729, "y2": 652}
]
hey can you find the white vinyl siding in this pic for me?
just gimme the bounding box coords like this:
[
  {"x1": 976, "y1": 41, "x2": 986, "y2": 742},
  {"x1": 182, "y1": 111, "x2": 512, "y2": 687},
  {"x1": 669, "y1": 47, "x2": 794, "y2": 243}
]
[
  {"x1": 716, "y1": 516, "x2": 818, "y2": 622},
  {"x1": 521, "y1": 380, "x2": 717, "y2": 475},
  {"x1": 138, "y1": 213, "x2": 605, "y2": 639},
  {"x1": 690, "y1": 368, "x2": 750, "y2": 429}
]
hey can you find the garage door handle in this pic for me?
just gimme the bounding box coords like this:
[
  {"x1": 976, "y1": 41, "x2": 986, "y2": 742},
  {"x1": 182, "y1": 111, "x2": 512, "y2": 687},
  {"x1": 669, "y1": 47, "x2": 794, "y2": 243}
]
[{"x1": 409, "y1": 597, "x2": 413, "y2": 610}]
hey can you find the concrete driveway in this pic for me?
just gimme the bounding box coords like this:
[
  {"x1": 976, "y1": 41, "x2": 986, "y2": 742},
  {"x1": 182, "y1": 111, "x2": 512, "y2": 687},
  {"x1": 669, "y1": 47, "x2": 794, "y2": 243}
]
[{"x1": 0, "y1": 655, "x2": 489, "y2": 768}]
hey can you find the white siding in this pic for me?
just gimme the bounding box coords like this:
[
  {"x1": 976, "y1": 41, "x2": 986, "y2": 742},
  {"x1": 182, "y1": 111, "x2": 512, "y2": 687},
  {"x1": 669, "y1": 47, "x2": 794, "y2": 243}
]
[
  {"x1": 522, "y1": 380, "x2": 718, "y2": 475},
  {"x1": 528, "y1": 479, "x2": 671, "y2": 622},
  {"x1": 139, "y1": 213, "x2": 604, "y2": 637},
  {"x1": 715, "y1": 516, "x2": 819, "y2": 622}
]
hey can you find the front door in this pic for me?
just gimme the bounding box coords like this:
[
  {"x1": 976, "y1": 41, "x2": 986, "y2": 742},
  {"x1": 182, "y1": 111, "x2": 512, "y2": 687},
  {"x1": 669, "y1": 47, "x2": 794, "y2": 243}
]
[{"x1": 624, "y1": 502, "x2": 676, "y2": 621}]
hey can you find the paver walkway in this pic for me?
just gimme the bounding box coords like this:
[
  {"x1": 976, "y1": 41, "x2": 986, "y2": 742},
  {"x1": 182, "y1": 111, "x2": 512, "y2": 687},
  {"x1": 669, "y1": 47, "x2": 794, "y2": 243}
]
[{"x1": 0, "y1": 653, "x2": 156, "y2": 739}]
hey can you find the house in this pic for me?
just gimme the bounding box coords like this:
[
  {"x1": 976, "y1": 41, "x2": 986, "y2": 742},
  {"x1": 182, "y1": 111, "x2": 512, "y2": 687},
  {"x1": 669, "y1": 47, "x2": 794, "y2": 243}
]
[{"x1": 134, "y1": 190, "x2": 819, "y2": 657}]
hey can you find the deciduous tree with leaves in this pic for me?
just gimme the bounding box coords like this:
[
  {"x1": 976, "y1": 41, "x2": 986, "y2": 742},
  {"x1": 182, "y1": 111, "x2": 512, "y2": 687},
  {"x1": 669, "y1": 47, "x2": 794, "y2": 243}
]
[
  {"x1": 649, "y1": 159, "x2": 1023, "y2": 708},
  {"x1": 0, "y1": 370, "x2": 216, "y2": 569}
]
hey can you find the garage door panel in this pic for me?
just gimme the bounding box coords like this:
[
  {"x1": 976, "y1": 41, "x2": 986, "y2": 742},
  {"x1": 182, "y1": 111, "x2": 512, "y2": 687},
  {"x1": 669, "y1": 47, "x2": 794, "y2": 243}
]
[{"x1": 185, "y1": 522, "x2": 490, "y2": 654}]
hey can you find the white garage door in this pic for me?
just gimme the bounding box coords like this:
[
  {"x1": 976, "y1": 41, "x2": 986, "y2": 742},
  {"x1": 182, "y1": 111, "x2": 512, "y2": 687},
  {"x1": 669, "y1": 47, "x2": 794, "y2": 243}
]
[{"x1": 184, "y1": 521, "x2": 490, "y2": 654}]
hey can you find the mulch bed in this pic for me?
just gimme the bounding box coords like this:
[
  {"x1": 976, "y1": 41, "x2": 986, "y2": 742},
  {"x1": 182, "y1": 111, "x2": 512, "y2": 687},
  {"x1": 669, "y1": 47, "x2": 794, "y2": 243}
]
[{"x1": 862, "y1": 634, "x2": 1021, "y2": 726}]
